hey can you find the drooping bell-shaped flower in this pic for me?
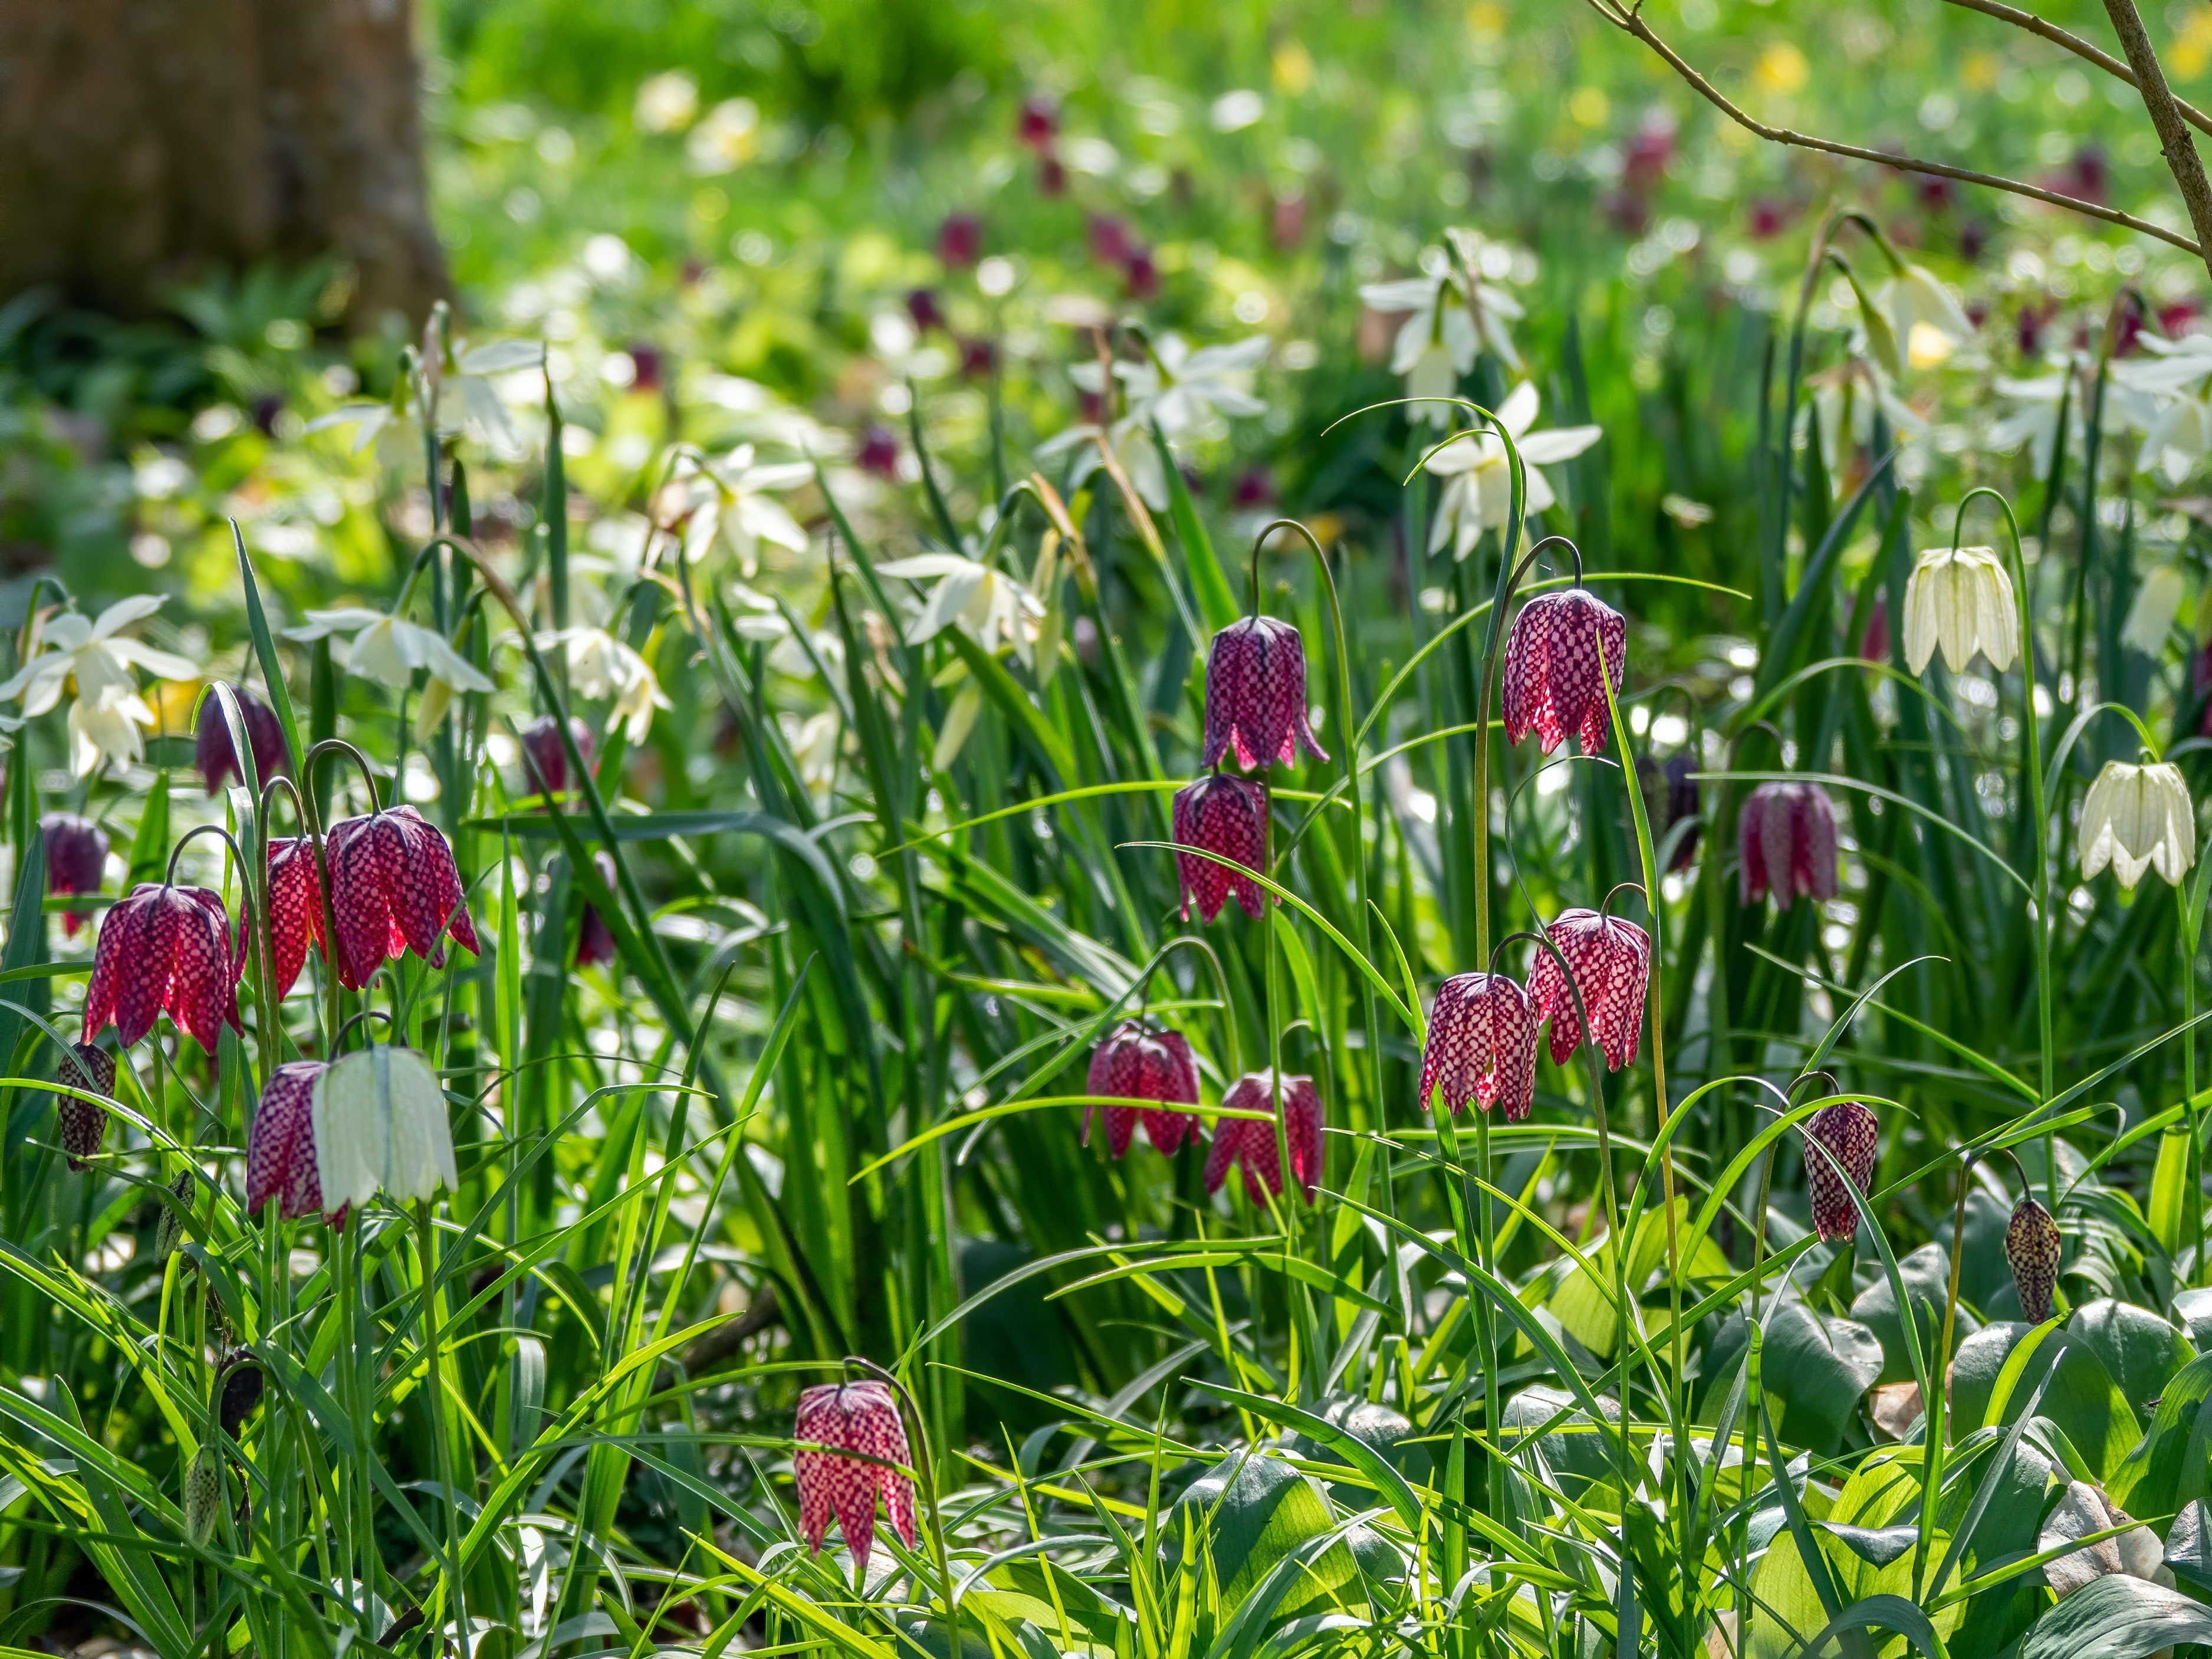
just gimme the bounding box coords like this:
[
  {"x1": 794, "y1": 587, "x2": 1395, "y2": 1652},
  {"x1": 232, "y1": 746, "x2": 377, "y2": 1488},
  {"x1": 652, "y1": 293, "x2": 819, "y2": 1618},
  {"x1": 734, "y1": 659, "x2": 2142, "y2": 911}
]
[
  {"x1": 1803, "y1": 1099, "x2": 1878, "y2": 1242},
  {"x1": 324, "y1": 806, "x2": 481, "y2": 988},
  {"x1": 518, "y1": 714, "x2": 593, "y2": 797},
  {"x1": 1205, "y1": 1071, "x2": 1323, "y2": 1204},
  {"x1": 55, "y1": 1040, "x2": 116, "y2": 1171},
  {"x1": 575, "y1": 850, "x2": 618, "y2": 968},
  {"x1": 2079, "y1": 760, "x2": 2196, "y2": 890},
  {"x1": 1419, "y1": 973, "x2": 1539, "y2": 1121},
  {"x1": 1172, "y1": 775, "x2": 1268, "y2": 922},
  {"x1": 311, "y1": 1043, "x2": 458, "y2": 1211},
  {"x1": 195, "y1": 684, "x2": 289, "y2": 794},
  {"x1": 1903, "y1": 545, "x2": 2018, "y2": 675},
  {"x1": 83, "y1": 884, "x2": 243, "y2": 1054},
  {"x1": 1084, "y1": 1019, "x2": 1202, "y2": 1157},
  {"x1": 1636, "y1": 754, "x2": 1701, "y2": 872},
  {"x1": 1529, "y1": 908, "x2": 1649, "y2": 1069},
  {"x1": 42, "y1": 812, "x2": 108, "y2": 939},
  {"x1": 1738, "y1": 781, "x2": 1840, "y2": 910},
  {"x1": 1502, "y1": 589, "x2": 1628, "y2": 756},
  {"x1": 246, "y1": 1060, "x2": 330, "y2": 1221},
  {"x1": 2007, "y1": 1193, "x2": 2062, "y2": 1323},
  {"x1": 264, "y1": 836, "x2": 324, "y2": 1000},
  {"x1": 794, "y1": 1379, "x2": 918, "y2": 1577},
  {"x1": 1202, "y1": 615, "x2": 1328, "y2": 771}
]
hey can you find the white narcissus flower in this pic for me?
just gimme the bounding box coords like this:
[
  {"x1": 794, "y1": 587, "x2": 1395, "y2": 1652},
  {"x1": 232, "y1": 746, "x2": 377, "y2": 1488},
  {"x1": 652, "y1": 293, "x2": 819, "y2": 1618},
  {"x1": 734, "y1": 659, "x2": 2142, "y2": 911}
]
[
  {"x1": 1035, "y1": 413, "x2": 1166, "y2": 509},
  {"x1": 540, "y1": 628, "x2": 672, "y2": 743},
  {"x1": 312, "y1": 1043, "x2": 459, "y2": 1211},
  {"x1": 1902, "y1": 546, "x2": 2018, "y2": 675},
  {"x1": 1806, "y1": 359, "x2": 1927, "y2": 487},
  {"x1": 875, "y1": 554, "x2": 1046, "y2": 668},
  {"x1": 1884, "y1": 264, "x2": 1974, "y2": 368},
  {"x1": 2080, "y1": 760, "x2": 2196, "y2": 890},
  {"x1": 0, "y1": 596, "x2": 200, "y2": 777},
  {"x1": 1422, "y1": 382, "x2": 1601, "y2": 560},
  {"x1": 666, "y1": 445, "x2": 813, "y2": 576},
  {"x1": 285, "y1": 607, "x2": 495, "y2": 724},
  {"x1": 1362, "y1": 248, "x2": 1524, "y2": 425},
  {"x1": 2121, "y1": 565, "x2": 2185, "y2": 656}
]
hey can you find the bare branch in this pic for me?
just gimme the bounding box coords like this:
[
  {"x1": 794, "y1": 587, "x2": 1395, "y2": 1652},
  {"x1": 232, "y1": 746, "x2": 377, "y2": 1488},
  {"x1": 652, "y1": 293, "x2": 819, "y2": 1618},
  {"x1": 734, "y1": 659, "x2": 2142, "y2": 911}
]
[
  {"x1": 2102, "y1": 0, "x2": 2212, "y2": 278},
  {"x1": 1587, "y1": 1, "x2": 2202, "y2": 259},
  {"x1": 1944, "y1": 0, "x2": 2212, "y2": 140}
]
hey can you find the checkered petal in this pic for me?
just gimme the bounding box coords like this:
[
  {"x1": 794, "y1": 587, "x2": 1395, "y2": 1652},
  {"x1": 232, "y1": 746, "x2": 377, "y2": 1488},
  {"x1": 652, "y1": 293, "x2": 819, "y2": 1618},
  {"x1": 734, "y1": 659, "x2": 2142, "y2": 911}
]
[
  {"x1": 41, "y1": 813, "x2": 107, "y2": 939},
  {"x1": 1283, "y1": 1075, "x2": 1323, "y2": 1199},
  {"x1": 248, "y1": 1060, "x2": 328, "y2": 1220},
  {"x1": 1084, "y1": 1023, "x2": 1144, "y2": 1157},
  {"x1": 1793, "y1": 784, "x2": 1839, "y2": 904},
  {"x1": 196, "y1": 683, "x2": 289, "y2": 795},
  {"x1": 2006, "y1": 1195, "x2": 2062, "y2": 1323},
  {"x1": 1803, "y1": 1099, "x2": 1878, "y2": 1242},
  {"x1": 794, "y1": 1381, "x2": 915, "y2": 1577},
  {"x1": 1173, "y1": 775, "x2": 1269, "y2": 922},
  {"x1": 56, "y1": 1042, "x2": 115, "y2": 1171},
  {"x1": 91, "y1": 886, "x2": 172, "y2": 1047},
  {"x1": 1743, "y1": 782, "x2": 1840, "y2": 909},
  {"x1": 1500, "y1": 590, "x2": 1626, "y2": 755},
  {"x1": 1737, "y1": 786, "x2": 1773, "y2": 907},
  {"x1": 1140, "y1": 1028, "x2": 1202, "y2": 1154},
  {"x1": 170, "y1": 888, "x2": 242, "y2": 1056},
  {"x1": 384, "y1": 806, "x2": 480, "y2": 965},
  {"x1": 1202, "y1": 615, "x2": 1328, "y2": 771},
  {"x1": 326, "y1": 814, "x2": 408, "y2": 989},
  {"x1": 81, "y1": 885, "x2": 139, "y2": 1043},
  {"x1": 1421, "y1": 972, "x2": 1538, "y2": 1119},
  {"x1": 1530, "y1": 909, "x2": 1649, "y2": 1070},
  {"x1": 265, "y1": 837, "x2": 323, "y2": 1000},
  {"x1": 1207, "y1": 1072, "x2": 1317, "y2": 1204}
]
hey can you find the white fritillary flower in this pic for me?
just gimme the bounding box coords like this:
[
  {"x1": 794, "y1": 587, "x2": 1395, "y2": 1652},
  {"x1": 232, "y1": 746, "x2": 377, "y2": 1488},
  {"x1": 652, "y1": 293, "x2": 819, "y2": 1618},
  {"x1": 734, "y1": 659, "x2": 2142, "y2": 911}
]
[
  {"x1": 2080, "y1": 760, "x2": 2196, "y2": 891},
  {"x1": 1902, "y1": 545, "x2": 2017, "y2": 675}
]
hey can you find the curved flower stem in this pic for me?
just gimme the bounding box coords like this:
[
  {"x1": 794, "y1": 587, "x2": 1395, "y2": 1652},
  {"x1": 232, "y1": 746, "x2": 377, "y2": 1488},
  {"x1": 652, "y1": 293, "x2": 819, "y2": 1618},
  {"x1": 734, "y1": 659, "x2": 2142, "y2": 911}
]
[
  {"x1": 1952, "y1": 488, "x2": 2056, "y2": 1204},
  {"x1": 1138, "y1": 934, "x2": 1243, "y2": 1078},
  {"x1": 303, "y1": 737, "x2": 386, "y2": 1056},
  {"x1": 844, "y1": 1356, "x2": 957, "y2": 1645}
]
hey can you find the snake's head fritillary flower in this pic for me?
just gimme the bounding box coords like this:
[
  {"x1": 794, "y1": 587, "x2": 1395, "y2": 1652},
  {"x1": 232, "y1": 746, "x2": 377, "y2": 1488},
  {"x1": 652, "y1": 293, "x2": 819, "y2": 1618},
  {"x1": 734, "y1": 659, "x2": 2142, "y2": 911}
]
[
  {"x1": 1017, "y1": 94, "x2": 1057, "y2": 150},
  {"x1": 1637, "y1": 754, "x2": 1701, "y2": 873},
  {"x1": 1803, "y1": 1099, "x2": 1878, "y2": 1242},
  {"x1": 936, "y1": 211, "x2": 982, "y2": 268},
  {"x1": 576, "y1": 852, "x2": 619, "y2": 968},
  {"x1": 246, "y1": 1060, "x2": 330, "y2": 1222},
  {"x1": 55, "y1": 1040, "x2": 116, "y2": 1171},
  {"x1": 1529, "y1": 908, "x2": 1649, "y2": 1070},
  {"x1": 325, "y1": 806, "x2": 481, "y2": 989},
  {"x1": 195, "y1": 684, "x2": 289, "y2": 795},
  {"x1": 1502, "y1": 589, "x2": 1627, "y2": 756},
  {"x1": 518, "y1": 715, "x2": 592, "y2": 797},
  {"x1": 2079, "y1": 760, "x2": 2197, "y2": 891},
  {"x1": 1205, "y1": 1071, "x2": 1322, "y2": 1204},
  {"x1": 2006, "y1": 1193, "x2": 2062, "y2": 1323},
  {"x1": 794, "y1": 1379, "x2": 918, "y2": 1578},
  {"x1": 1419, "y1": 973, "x2": 1538, "y2": 1121},
  {"x1": 1172, "y1": 775, "x2": 1269, "y2": 923},
  {"x1": 83, "y1": 884, "x2": 243, "y2": 1054},
  {"x1": 1202, "y1": 615, "x2": 1328, "y2": 771},
  {"x1": 1084, "y1": 1019, "x2": 1202, "y2": 1157},
  {"x1": 312, "y1": 1044, "x2": 458, "y2": 1212},
  {"x1": 41, "y1": 812, "x2": 107, "y2": 939},
  {"x1": 1903, "y1": 545, "x2": 2017, "y2": 675},
  {"x1": 1738, "y1": 781, "x2": 1840, "y2": 910},
  {"x1": 264, "y1": 836, "x2": 324, "y2": 1001},
  {"x1": 1856, "y1": 591, "x2": 1891, "y2": 665}
]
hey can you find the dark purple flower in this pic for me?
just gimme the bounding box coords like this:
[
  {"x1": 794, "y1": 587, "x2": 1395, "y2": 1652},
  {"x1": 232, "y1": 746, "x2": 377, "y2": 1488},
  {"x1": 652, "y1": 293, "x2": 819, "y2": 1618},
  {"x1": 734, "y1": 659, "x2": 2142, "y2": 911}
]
[
  {"x1": 857, "y1": 424, "x2": 900, "y2": 479},
  {"x1": 195, "y1": 684, "x2": 289, "y2": 796},
  {"x1": 794, "y1": 1380, "x2": 917, "y2": 1576},
  {"x1": 83, "y1": 885, "x2": 243, "y2": 1054},
  {"x1": 936, "y1": 212, "x2": 983, "y2": 268},
  {"x1": 1738, "y1": 781, "x2": 1839, "y2": 911},
  {"x1": 1039, "y1": 153, "x2": 1066, "y2": 196},
  {"x1": 42, "y1": 812, "x2": 107, "y2": 939},
  {"x1": 2007, "y1": 1194, "x2": 2062, "y2": 1322},
  {"x1": 1087, "y1": 215, "x2": 1134, "y2": 268},
  {"x1": 1084, "y1": 1020, "x2": 1201, "y2": 1157},
  {"x1": 1856, "y1": 591, "x2": 1891, "y2": 663},
  {"x1": 906, "y1": 288, "x2": 944, "y2": 333},
  {"x1": 1804, "y1": 1098, "x2": 1877, "y2": 1242},
  {"x1": 1419, "y1": 972, "x2": 1538, "y2": 1121},
  {"x1": 1502, "y1": 589, "x2": 1627, "y2": 757},
  {"x1": 1125, "y1": 248, "x2": 1160, "y2": 300},
  {"x1": 265, "y1": 836, "x2": 323, "y2": 1000},
  {"x1": 1171, "y1": 775, "x2": 1268, "y2": 923},
  {"x1": 1529, "y1": 908, "x2": 1649, "y2": 1070},
  {"x1": 627, "y1": 343, "x2": 664, "y2": 393},
  {"x1": 1232, "y1": 465, "x2": 1276, "y2": 510},
  {"x1": 520, "y1": 715, "x2": 593, "y2": 797},
  {"x1": 55, "y1": 1041, "x2": 116, "y2": 1171},
  {"x1": 325, "y1": 806, "x2": 480, "y2": 990},
  {"x1": 1203, "y1": 615, "x2": 1327, "y2": 771},
  {"x1": 1205, "y1": 1071, "x2": 1322, "y2": 1204},
  {"x1": 1017, "y1": 95, "x2": 1057, "y2": 151},
  {"x1": 576, "y1": 852, "x2": 617, "y2": 968},
  {"x1": 959, "y1": 336, "x2": 997, "y2": 380},
  {"x1": 246, "y1": 1060, "x2": 330, "y2": 1221}
]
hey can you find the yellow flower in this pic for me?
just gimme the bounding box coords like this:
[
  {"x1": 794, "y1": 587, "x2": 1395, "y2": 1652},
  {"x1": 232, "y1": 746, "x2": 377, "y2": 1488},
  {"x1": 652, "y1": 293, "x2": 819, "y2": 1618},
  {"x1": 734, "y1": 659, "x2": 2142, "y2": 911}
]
[
  {"x1": 2079, "y1": 760, "x2": 2196, "y2": 890},
  {"x1": 1903, "y1": 546, "x2": 2017, "y2": 675}
]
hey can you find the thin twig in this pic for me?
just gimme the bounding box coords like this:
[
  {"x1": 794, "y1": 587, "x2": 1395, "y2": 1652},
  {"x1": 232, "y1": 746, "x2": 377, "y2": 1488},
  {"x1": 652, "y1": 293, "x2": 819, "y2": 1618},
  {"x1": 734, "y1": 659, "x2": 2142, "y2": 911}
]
[
  {"x1": 1944, "y1": 0, "x2": 2212, "y2": 139},
  {"x1": 2102, "y1": 0, "x2": 2212, "y2": 278},
  {"x1": 1585, "y1": 0, "x2": 2203, "y2": 259}
]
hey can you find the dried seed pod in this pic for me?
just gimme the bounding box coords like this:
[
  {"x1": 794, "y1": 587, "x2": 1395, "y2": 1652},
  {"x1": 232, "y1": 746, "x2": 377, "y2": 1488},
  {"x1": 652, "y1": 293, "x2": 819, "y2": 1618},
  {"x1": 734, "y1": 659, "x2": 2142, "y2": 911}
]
[
  {"x1": 1803, "y1": 1100, "x2": 1879, "y2": 1243},
  {"x1": 56, "y1": 1041, "x2": 116, "y2": 1171},
  {"x1": 184, "y1": 1443, "x2": 222, "y2": 1546},
  {"x1": 218, "y1": 1354, "x2": 265, "y2": 1440},
  {"x1": 2006, "y1": 1194, "x2": 2063, "y2": 1323},
  {"x1": 155, "y1": 1171, "x2": 193, "y2": 1261}
]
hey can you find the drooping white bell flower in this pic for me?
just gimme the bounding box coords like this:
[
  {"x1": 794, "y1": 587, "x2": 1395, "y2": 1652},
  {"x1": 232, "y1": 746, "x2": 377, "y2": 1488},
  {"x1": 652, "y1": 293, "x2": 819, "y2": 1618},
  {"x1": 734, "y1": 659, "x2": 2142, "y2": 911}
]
[
  {"x1": 1902, "y1": 546, "x2": 2018, "y2": 675},
  {"x1": 874, "y1": 554, "x2": 1046, "y2": 668},
  {"x1": 286, "y1": 607, "x2": 495, "y2": 735},
  {"x1": 1883, "y1": 264, "x2": 1975, "y2": 369},
  {"x1": 2120, "y1": 565, "x2": 2185, "y2": 656},
  {"x1": 2080, "y1": 760, "x2": 2196, "y2": 890},
  {"x1": 311, "y1": 1043, "x2": 459, "y2": 1211},
  {"x1": 1422, "y1": 382, "x2": 1601, "y2": 560},
  {"x1": 538, "y1": 627, "x2": 672, "y2": 743}
]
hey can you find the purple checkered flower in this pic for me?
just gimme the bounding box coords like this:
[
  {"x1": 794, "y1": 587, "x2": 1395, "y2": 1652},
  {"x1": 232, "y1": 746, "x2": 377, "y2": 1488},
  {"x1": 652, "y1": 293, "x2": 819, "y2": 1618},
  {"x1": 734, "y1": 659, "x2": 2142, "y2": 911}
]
[
  {"x1": 1203, "y1": 615, "x2": 1328, "y2": 771},
  {"x1": 2007, "y1": 1194, "x2": 2062, "y2": 1323},
  {"x1": 1739, "y1": 781, "x2": 1839, "y2": 910},
  {"x1": 1529, "y1": 908, "x2": 1649, "y2": 1070},
  {"x1": 1419, "y1": 973, "x2": 1539, "y2": 1121},
  {"x1": 1086, "y1": 1020, "x2": 1202, "y2": 1157},
  {"x1": 1172, "y1": 775, "x2": 1268, "y2": 922},
  {"x1": 1803, "y1": 1099, "x2": 1878, "y2": 1243},
  {"x1": 1502, "y1": 589, "x2": 1626, "y2": 756},
  {"x1": 42, "y1": 813, "x2": 107, "y2": 939},
  {"x1": 195, "y1": 684, "x2": 288, "y2": 795},
  {"x1": 794, "y1": 1380, "x2": 918, "y2": 1576},
  {"x1": 1205, "y1": 1071, "x2": 1322, "y2": 1204}
]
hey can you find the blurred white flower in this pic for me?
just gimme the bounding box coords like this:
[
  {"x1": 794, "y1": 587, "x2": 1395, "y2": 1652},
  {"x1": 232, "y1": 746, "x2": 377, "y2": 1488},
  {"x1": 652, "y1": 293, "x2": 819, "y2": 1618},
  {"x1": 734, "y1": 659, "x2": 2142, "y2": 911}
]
[
  {"x1": 313, "y1": 1044, "x2": 458, "y2": 1210},
  {"x1": 688, "y1": 98, "x2": 760, "y2": 173},
  {"x1": 2121, "y1": 564, "x2": 2185, "y2": 656},
  {"x1": 2113, "y1": 334, "x2": 2212, "y2": 481},
  {"x1": 2080, "y1": 760, "x2": 2196, "y2": 890},
  {"x1": 663, "y1": 445, "x2": 813, "y2": 576},
  {"x1": 1423, "y1": 382, "x2": 1601, "y2": 560},
  {"x1": 0, "y1": 596, "x2": 198, "y2": 776},
  {"x1": 1360, "y1": 251, "x2": 1523, "y2": 425},
  {"x1": 1988, "y1": 369, "x2": 2073, "y2": 476},
  {"x1": 1883, "y1": 264, "x2": 1974, "y2": 368},
  {"x1": 287, "y1": 608, "x2": 493, "y2": 736},
  {"x1": 1036, "y1": 413, "x2": 1165, "y2": 508},
  {"x1": 307, "y1": 336, "x2": 544, "y2": 460},
  {"x1": 875, "y1": 553, "x2": 1046, "y2": 667},
  {"x1": 1903, "y1": 545, "x2": 2017, "y2": 675},
  {"x1": 634, "y1": 70, "x2": 699, "y2": 134},
  {"x1": 782, "y1": 710, "x2": 842, "y2": 794},
  {"x1": 540, "y1": 628, "x2": 672, "y2": 743},
  {"x1": 1806, "y1": 359, "x2": 1926, "y2": 486}
]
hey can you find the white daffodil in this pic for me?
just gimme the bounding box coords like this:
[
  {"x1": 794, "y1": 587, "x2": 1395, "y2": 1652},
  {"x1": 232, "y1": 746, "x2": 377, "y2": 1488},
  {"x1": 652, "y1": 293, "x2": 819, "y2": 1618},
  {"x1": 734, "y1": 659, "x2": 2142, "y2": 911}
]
[
  {"x1": 1422, "y1": 382, "x2": 1601, "y2": 560},
  {"x1": 782, "y1": 710, "x2": 842, "y2": 794},
  {"x1": 1884, "y1": 264, "x2": 1975, "y2": 369},
  {"x1": 1362, "y1": 247, "x2": 1524, "y2": 423},
  {"x1": 875, "y1": 554, "x2": 1046, "y2": 668},
  {"x1": 2138, "y1": 389, "x2": 2212, "y2": 485},
  {"x1": 2121, "y1": 564, "x2": 2186, "y2": 656},
  {"x1": 1904, "y1": 546, "x2": 2018, "y2": 675},
  {"x1": 665, "y1": 445, "x2": 813, "y2": 576},
  {"x1": 286, "y1": 607, "x2": 494, "y2": 735},
  {"x1": 1036, "y1": 412, "x2": 1166, "y2": 508},
  {"x1": 1989, "y1": 369, "x2": 2073, "y2": 477},
  {"x1": 312, "y1": 1044, "x2": 459, "y2": 1211},
  {"x1": 308, "y1": 336, "x2": 545, "y2": 461},
  {"x1": 1806, "y1": 359, "x2": 1927, "y2": 488},
  {"x1": 0, "y1": 596, "x2": 199, "y2": 777},
  {"x1": 540, "y1": 627, "x2": 672, "y2": 743},
  {"x1": 2080, "y1": 760, "x2": 2196, "y2": 890},
  {"x1": 2111, "y1": 333, "x2": 2212, "y2": 481}
]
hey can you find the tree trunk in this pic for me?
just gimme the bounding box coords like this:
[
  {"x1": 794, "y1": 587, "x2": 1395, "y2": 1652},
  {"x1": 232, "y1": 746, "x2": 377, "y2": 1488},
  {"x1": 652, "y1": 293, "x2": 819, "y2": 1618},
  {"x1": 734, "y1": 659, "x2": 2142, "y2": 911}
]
[{"x1": 0, "y1": 0, "x2": 448, "y2": 326}]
